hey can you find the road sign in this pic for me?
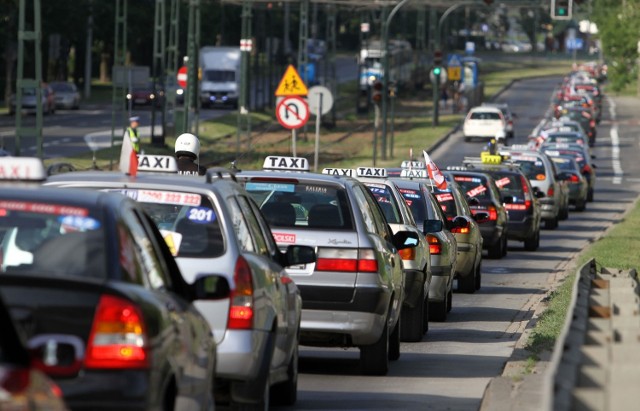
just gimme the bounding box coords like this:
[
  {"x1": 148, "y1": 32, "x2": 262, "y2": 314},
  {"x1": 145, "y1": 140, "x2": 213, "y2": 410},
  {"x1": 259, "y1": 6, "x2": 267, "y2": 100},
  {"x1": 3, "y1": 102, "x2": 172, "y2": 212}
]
[
  {"x1": 275, "y1": 65, "x2": 309, "y2": 96},
  {"x1": 566, "y1": 37, "x2": 584, "y2": 51},
  {"x1": 308, "y1": 86, "x2": 333, "y2": 116},
  {"x1": 276, "y1": 96, "x2": 310, "y2": 129},
  {"x1": 177, "y1": 66, "x2": 188, "y2": 88},
  {"x1": 240, "y1": 38, "x2": 253, "y2": 52},
  {"x1": 447, "y1": 54, "x2": 462, "y2": 67},
  {"x1": 448, "y1": 66, "x2": 461, "y2": 81}
]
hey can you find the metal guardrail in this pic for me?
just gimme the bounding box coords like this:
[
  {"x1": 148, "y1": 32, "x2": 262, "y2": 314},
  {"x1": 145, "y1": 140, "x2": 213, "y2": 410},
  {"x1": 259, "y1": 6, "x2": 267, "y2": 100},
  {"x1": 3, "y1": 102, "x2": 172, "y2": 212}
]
[{"x1": 546, "y1": 258, "x2": 640, "y2": 411}]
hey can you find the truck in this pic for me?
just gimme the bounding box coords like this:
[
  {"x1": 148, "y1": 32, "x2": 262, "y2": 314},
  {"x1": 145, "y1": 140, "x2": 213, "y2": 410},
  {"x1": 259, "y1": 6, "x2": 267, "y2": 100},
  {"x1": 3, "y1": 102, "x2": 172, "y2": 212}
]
[{"x1": 199, "y1": 46, "x2": 241, "y2": 108}]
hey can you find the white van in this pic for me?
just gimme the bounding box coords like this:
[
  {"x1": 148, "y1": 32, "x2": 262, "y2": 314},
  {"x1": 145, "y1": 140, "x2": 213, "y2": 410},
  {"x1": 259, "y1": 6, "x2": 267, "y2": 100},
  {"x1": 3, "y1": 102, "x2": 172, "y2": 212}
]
[{"x1": 199, "y1": 46, "x2": 241, "y2": 108}]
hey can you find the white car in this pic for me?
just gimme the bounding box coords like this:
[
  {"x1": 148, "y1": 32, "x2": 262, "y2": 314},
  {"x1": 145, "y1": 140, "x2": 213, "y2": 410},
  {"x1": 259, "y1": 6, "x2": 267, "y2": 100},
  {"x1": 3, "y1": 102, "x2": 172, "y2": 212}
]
[{"x1": 462, "y1": 106, "x2": 507, "y2": 142}]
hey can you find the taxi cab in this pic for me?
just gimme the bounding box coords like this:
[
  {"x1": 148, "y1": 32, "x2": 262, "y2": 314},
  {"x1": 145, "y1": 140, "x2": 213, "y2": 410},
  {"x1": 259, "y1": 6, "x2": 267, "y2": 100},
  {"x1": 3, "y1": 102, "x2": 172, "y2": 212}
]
[
  {"x1": 1, "y1": 157, "x2": 220, "y2": 411},
  {"x1": 462, "y1": 154, "x2": 543, "y2": 251},
  {"x1": 46, "y1": 155, "x2": 313, "y2": 409},
  {"x1": 349, "y1": 166, "x2": 431, "y2": 338},
  {"x1": 237, "y1": 157, "x2": 420, "y2": 376}
]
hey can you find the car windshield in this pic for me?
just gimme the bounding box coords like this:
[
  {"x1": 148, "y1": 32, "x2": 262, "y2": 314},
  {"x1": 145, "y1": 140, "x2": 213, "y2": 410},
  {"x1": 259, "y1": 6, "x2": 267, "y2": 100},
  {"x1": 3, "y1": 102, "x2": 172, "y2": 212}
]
[
  {"x1": 245, "y1": 180, "x2": 354, "y2": 230},
  {"x1": 51, "y1": 83, "x2": 75, "y2": 93},
  {"x1": 0, "y1": 200, "x2": 107, "y2": 279},
  {"x1": 204, "y1": 70, "x2": 235, "y2": 82},
  {"x1": 550, "y1": 157, "x2": 576, "y2": 171},
  {"x1": 109, "y1": 189, "x2": 225, "y2": 258}
]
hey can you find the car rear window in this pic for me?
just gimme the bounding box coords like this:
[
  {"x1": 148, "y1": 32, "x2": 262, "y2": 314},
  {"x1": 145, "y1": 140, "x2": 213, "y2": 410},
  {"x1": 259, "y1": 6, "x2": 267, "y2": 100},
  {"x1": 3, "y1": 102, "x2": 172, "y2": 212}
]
[
  {"x1": 112, "y1": 189, "x2": 225, "y2": 258},
  {"x1": 364, "y1": 183, "x2": 402, "y2": 224},
  {"x1": 487, "y1": 171, "x2": 525, "y2": 199},
  {"x1": 432, "y1": 188, "x2": 457, "y2": 219},
  {"x1": 0, "y1": 200, "x2": 107, "y2": 279},
  {"x1": 509, "y1": 155, "x2": 547, "y2": 181},
  {"x1": 398, "y1": 187, "x2": 429, "y2": 222},
  {"x1": 451, "y1": 174, "x2": 493, "y2": 203},
  {"x1": 470, "y1": 111, "x2": 501, "y2": 120},
  {"x1": 245, "y1": 180, "x2": 354, "y2": 230}
]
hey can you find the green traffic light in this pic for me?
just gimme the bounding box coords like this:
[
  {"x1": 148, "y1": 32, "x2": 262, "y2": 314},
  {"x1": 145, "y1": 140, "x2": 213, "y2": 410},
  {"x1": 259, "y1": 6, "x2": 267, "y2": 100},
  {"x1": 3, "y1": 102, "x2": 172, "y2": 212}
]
[
  {"x1": 558, "y1": 7, "x2": 566, "y2": 15},
  {"x1": 433, "y1": 67, "x2": 441, "y2": 75}
]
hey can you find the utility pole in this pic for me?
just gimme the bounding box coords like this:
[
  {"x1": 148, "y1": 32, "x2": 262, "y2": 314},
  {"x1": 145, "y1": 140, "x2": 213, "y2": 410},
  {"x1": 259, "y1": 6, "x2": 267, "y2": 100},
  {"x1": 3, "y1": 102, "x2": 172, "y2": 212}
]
[
  {"x1": 151, "y1": 0, "x2": 166, "y2": 146},
  {"x1": 84, "y1": 0, "x2": 93, "y2": 99},
  {"x1": 236, "y1": 0, "x2": 252, "y2": 157},
  {"x1": 185, "y1": 0, "x2": 200, "y2": 135},
  {"x1": 15, "y1": 0, "x2": 43, "y2": 157},
  {"x1": 165, "y1": 0, "x2": 180, "y2": 136},
  {"x1": 110, "y1": 0, "x2": 127, "y2": 169}
]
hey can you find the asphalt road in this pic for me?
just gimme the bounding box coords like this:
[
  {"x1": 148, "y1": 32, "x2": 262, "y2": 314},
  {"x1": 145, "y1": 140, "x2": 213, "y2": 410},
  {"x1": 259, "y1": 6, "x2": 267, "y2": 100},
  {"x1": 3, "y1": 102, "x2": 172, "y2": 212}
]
[{"x1": 276, "y1": 77, "x2": 640, "y2": 411}]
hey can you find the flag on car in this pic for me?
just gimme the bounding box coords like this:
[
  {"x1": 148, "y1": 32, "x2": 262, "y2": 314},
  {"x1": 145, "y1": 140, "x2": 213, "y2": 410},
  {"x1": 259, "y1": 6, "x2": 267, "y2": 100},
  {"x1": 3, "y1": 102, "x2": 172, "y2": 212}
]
[
  {"x1": 119, "y1": 133, "x2": 138, "y2": 176},
  {"x1": 423, "y1": 150, "x2": 447, "y2": 190}
]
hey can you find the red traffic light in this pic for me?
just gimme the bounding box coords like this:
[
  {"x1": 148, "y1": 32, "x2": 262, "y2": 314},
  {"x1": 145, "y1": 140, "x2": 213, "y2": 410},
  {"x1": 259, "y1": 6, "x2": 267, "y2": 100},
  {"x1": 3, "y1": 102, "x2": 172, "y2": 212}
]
[
  {"x1": 434, "y1": 50, "x2": 443, "y2": 66},
  {"x1": 372, "y1": 81, "x2": 383, "y2": 104}
]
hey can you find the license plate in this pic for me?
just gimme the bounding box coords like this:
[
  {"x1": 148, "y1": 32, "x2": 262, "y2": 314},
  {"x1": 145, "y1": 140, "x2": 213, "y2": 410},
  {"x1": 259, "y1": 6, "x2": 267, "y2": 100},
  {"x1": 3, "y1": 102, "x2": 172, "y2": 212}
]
[{"x1": 135, "y1": 98, "x2": 146, "y2": 104}]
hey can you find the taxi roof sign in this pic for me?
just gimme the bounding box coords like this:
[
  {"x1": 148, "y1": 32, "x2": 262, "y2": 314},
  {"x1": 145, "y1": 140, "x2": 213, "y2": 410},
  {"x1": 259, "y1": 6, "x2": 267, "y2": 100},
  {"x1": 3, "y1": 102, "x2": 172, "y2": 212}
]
[
  {"x1": 400, "y1": 169, "x2": 428, "y2": 178},
  {"x1": 480, "y1": 152, "x2": 503, "y2": 165},
  {"x1": 137, "y1": 155, "x2": 179, "y2": 173},
  {"x1": 275, "y1": 65, "x2": 309, "y2": 96},
  {"x1": 0, "y1": 157, "x2": 47, "y2": 181},
  {"x1": 356, "y1": 167, "x2": 387, "y2": 178},
  {"x1": 400, "y1": 161, "x2": 426, "y2": 170},
  {"x1": 322, "y1": 168, "x2": 355, "y2": 177},
  {"x1": 263, "y1": 156, "x2": 309, "y2": 171}
]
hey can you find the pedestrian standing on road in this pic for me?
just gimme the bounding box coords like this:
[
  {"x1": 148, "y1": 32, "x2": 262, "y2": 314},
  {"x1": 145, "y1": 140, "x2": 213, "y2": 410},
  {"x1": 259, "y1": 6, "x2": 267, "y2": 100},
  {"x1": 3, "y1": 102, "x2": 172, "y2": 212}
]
[
  {"x1": 125, "y1": 116, "x2": 140, "y2": 154},
  {"x1": 119, "y1": 116, "x2": 141, "y2": 175},
  {"x1": 175, "y1": 132, "x2": 206, "y2": 176}
]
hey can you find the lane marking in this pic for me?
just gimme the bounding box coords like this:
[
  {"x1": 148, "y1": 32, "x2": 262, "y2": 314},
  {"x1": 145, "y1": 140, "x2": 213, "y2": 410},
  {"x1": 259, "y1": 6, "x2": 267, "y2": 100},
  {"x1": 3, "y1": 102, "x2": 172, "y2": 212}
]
[{"x1": 607, "y1": 96, "x2": 623, "y2": 185}]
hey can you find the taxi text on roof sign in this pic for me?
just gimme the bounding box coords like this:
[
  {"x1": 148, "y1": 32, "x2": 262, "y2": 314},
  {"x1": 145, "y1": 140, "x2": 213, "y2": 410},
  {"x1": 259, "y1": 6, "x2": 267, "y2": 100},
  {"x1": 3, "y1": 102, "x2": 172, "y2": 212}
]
[
  {"x1": 0, "y1": 157, "x2": 47, "y2": 181},
  {"x1": 322, "y1": 168, "x2": 355, "y2": 177},
  {"x1": 263, "y1": 156, "x2": 310, "y2": 171},
  {"x1": 137, "y1": 155, "x2": 179, "y2": 173},
  {"x1": 480, "y1": 151, "x2": 503, "y2": 165},
  {"x1": 400, "y1": 161, "x2": 426, "y2": 170},
  {"x1": 356, "y1": 167, "x2": 387, "y2": 178},
  {"x1": 275, "y1": 65, "x2": 309, "y2": 97},
  {"x1": 400, "y1": 169, "x2": 428, "y2": 178}
]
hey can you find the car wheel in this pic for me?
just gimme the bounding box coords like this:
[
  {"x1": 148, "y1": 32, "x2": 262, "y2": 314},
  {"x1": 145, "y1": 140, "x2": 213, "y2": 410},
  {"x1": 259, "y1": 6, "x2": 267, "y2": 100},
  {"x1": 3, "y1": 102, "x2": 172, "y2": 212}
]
[
  {"x1": 360, "y1": 320, "x2": 389, "y2": 376},
  {"x1": 475, "y1": 263, "x2": 482, "y2": 290},
  {"x1": 446, "y1": 289, "x2": 453, "y2": 313},
  {"x1": 464, "y1": 136, "x2": 471, "y2": 142},
  {"x1": 545, "y1": 216, "x2": 558, "y2": 230},
  {"x1": 458, "y1": 270, "x2": 476, "y2": 294},
  {"x1": 400, "y1": 287, "x2": 424, "y2": 342},
  {"x1": 231, "y1": 376, "x2": 269, "y2": 411},
  {"x1": 429, "y1": 293, "x2": 448, "y2": 322},
  {"x1": 587, "y1": 188, "x2": 594, "y2": 202},
  {"x1": 524, "y1": 230, "x2": 539, "y2": 251},
  {"x1": 487, "y1": 237, "x2": 502, "y2": 259},
  {"x1": 576, "y1": 199, "x2": 587, "y2": 212},
  {"x1": 389, "y1": 317, "x2": 401, "y2": 361},
  {"x1": 270, "y1": 344, "x2": 298, "y2": 406},
  {"x1": 501, "y1": 234, "x2": 508, "y2": 257},
  {"x1": 560, "y1": 203, "x2": 569, "y2": 220},
  {"x1": 422, "y1": 292, "x2": 430, "y2": 334}
]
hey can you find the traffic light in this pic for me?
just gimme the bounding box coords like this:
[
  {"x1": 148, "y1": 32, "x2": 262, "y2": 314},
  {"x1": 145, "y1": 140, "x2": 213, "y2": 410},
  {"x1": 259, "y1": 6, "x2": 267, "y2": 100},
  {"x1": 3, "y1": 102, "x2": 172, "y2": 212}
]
[
  {"x1": 551, "y1": 0, "x2": 572, "y2": 20},
  {"x1": 433, "y1": 50, "x2": 443, "y2": 67},
  {"x1": 432, "y1": 66, "x2": 442, "y2": 76},
  {"x1": 371, "y1": 80, "x2": 383, "y2": 104}
]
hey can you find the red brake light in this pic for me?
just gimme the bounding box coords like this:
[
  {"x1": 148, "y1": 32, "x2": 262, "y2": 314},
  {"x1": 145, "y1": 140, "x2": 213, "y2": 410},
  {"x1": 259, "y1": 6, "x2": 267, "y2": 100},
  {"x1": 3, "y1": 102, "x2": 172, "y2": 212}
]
[
  {"x1": 488, "y1": 205, "x2": 498, "y2": 221},
  {"x1": 582, "y1": 165, "x2": 592, "y2": 174},
  {"x1": 505, "y1": 204, "x2": 527, "y2": 211},
  {"x1": 228, "y1": 256, "x2": 254, "y2": 329},
  {"x1": 0, "y1": 368, "x2": 30, "y2": 394},
  {"x1": 316, "y1": 258, "x2": 357, "y2": 271},
  {"x1": 569, "y1": 174, "x2": 580, "y2": 183},
  {"x1": 427, "y1": 234, "x2": 441, "y2": 255},
  {"x1": 547, "y1": 186, "x2": 554, "y2": 197},
  {"x1": 451, "y1": 226, "x2": 470, "y2": 234},
  {"x1": 520, "y1": 176, "x2": 532, "y2": 211},
  {"x1": 590, "y1": 120, "x2": 596, "y2": 128},
  {"x1": 315, "y1": 249, "x2": 378, "y2": 273},
  {"x1": 85, "y1": 295, "x2": 149, "y2": 369}
]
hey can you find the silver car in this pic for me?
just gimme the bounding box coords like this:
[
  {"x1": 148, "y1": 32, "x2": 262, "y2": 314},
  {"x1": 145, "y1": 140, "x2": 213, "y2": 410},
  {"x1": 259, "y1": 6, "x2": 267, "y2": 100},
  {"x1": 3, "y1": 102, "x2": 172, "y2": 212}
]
[
  {"x1": 238, "y1": 157, "x2": 420, "y2": 376},
  {"x1": 49, "y1": 81, "x2": 80, "y2": 109},
  {"x1": 354, "y1": 169, "x2": 431, "y2": 341},
  {"x1": 46, "y1": 156, "x2": 315, "y2": 409}
]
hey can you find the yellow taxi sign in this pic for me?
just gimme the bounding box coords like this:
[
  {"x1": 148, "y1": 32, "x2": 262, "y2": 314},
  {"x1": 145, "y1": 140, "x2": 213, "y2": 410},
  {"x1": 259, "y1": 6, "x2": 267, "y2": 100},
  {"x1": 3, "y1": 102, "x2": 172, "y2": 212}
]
[
  {"x1": 275, "y1": 65, "x2": 309, "y2": 96},
  {"x1": 480, "y1": 151, "x2": 503, "y2": 165}
]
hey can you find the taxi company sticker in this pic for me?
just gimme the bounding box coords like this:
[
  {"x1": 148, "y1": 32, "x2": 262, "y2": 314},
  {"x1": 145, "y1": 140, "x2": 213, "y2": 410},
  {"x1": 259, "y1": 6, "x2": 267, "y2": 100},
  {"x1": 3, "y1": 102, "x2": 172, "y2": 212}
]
[
  {"x1": 273, "y1": 232, "x2": 296, "y2": 244},
  {"x1": 59, "y1": 215, "x2": 100, "y2": 231},
  {"x1": 246, "y1": 182, "x2": 295, "y2": 193},
  {"x1": 436, "y1": 193, "x2": 454, "y2": 202},
  {"x1": 136, "y1": 190, "x2": 201, "y2": 206},
  {"x1": 305, "y1": 185, "x2": 328, "y2": 194},
  {"x1": 454, "y1": 176, "x2": 481, "y2": 183},
  {"x1": 160, "y1": 230, "x2": 183, "y2": 256},
  {"x1": 535, "y1": 174, "x2": 546, "y2": 180},
  {"x1": 188, "y1": 207, "x2": 216, "y2": 223},
  {"x1": 495, "y1": 177, "x2": 511, "y2": 188},
  {"x1": 0, "y1": 201, "x2": 88, "y2": 216},
  {"x1": 399, "y1": 188, "x2": 418, "y2": 195},
  {"x1": 367, "y1": 186, "x2": 387, "y2": 194},
  {"x1": 467, "y1": 185, "x2": 487, "y2": 197},
  {"x1": 402, "y1": 193, "x2": 420, "y2": 199},
  {"x1": 404, "y1": 199, "x2": 413, "y2": 206}
]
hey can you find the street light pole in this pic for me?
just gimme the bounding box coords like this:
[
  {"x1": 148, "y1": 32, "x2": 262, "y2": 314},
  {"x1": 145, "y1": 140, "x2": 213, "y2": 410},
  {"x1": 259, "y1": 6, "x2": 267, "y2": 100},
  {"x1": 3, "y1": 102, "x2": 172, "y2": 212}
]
[{"x1": 381, "y1": 0, "x2": 412, "y2": 161}]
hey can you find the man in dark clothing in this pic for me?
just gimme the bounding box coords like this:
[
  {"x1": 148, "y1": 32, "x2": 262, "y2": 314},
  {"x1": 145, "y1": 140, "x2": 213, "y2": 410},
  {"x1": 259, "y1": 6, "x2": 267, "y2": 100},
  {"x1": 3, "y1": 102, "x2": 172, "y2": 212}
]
[{"x1": 175, "y1": 133, "x2": 206, "y2": 175}]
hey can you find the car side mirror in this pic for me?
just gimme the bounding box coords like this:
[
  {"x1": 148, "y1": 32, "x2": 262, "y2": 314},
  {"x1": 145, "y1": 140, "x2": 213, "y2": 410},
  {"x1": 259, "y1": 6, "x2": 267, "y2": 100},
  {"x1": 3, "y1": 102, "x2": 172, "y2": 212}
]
[
  {"x1": 452, "y1": 216, "x2": 470, "y2": 229},
  {"x1": 392, "y1": 230, "x2": 420, "y2": 250},
  {"x1": 473, "y1": 211, "x2": 490, "y2": 223},
  {"x1": 284, "y1": 245, "x2": 316, "y2": 266},
  {"x1": 591, "y1": 154, "x2": 597, "y2": 159},
  {"x1": 592, "y1": 163, "x2": 597, "y2": 169},
  {"x1": 532, "y1": 186, "x2": 545, "y2": 198},
  {"x1": 192, "y1": 274, "x2": 230, "y2": 300},
  {"x1": 423, "y1": 219, "x2": 443, "y2": 233},
  {"x1": 467, "y1": 197, "x2": 480, "y2": 206},
  {"x1": 28, "y1": 334, "x2": 83, "y2": 378}
]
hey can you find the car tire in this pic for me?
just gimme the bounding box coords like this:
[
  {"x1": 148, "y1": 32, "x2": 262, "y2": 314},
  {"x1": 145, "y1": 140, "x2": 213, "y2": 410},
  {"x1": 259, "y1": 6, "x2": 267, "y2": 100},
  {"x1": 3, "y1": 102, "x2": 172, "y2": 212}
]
[
  {"x1": 389, "y1": 317, "x2": 401, "y2": 361},
  {"x1": 545, "y1": 216, "x2": 559, "y2": 230},
  {"x1": 560, "y1": 203, "x2": 569, "y2": 220},
  {"x1": 587, "y1": 188, "x2": 594, "y2": 202},
  {"x1": 458, "y1": 270, "x2": 476, "y2": 294},
  {"x1": 446, "y1": 289, "x2": 453, "y2": 313},
  {"x1": 422, "y1": 292, "x2": 430, "y2": 334},
  {"x1": 501, "y1": 234, "x2": 508, "y2": 257},
  {"x1": 400, "y1": 288, "x2": 425, "y2": 342},
  {"x1": 360, "y1": 320, "x2": 389, "y2": 376},
  {"x1": 429, "y1": 293, "x2": 448, "y2": 322},
  {"x1": 464, "y1": 136, "x2": 471, "y2": 142},
  {"x1": 270, "y1": 344, "x2": 298, "y2": 406},
  {"x1": 475, "y1": 263, "x2": 482, "y2": 290},
  {"x1": 576, "y1": 199, "x2": 587, "y2": 212},
  {"x1": 524, "y1": 230, "x2": 539, "y2": 251},
  {"x1": 487, "y1": 237, "x2": 502, "y2": 259}
]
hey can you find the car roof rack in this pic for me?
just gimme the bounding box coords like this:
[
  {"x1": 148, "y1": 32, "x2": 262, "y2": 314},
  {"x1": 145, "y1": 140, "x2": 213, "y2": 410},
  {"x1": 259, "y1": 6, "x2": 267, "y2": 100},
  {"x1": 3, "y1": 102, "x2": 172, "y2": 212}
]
[{"x1": 206, "y1": 167, "x2": 237, "y2": 183}]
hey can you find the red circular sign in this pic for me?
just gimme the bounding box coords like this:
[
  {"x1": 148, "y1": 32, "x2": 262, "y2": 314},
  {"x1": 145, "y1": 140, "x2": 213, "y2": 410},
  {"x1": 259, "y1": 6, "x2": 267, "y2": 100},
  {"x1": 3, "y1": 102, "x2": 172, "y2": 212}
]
[{"x1": 177, "y1": 66, "x2": 188, "y2": 88}]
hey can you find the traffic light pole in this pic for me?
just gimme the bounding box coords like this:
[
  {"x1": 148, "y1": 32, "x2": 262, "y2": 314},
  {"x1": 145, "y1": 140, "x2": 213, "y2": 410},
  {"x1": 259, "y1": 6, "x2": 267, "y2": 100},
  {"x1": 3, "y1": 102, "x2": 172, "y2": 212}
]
[{"x1": 432, "y1": 73, "x2": 439, "y2": 126}]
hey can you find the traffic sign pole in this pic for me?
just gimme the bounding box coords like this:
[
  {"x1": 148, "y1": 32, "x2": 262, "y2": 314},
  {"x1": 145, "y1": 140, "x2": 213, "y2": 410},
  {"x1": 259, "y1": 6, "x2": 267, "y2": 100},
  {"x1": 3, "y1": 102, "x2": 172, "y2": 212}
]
[{"x1": 314, "y1": 94, "x2": 323, "y2": 172}]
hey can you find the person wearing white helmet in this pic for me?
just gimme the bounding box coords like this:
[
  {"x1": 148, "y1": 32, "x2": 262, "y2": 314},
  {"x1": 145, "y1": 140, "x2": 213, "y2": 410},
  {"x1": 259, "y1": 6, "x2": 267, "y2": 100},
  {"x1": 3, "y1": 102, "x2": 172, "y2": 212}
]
[{"x1": 175, "y1": 133, "x2": 206, "y2": 175}]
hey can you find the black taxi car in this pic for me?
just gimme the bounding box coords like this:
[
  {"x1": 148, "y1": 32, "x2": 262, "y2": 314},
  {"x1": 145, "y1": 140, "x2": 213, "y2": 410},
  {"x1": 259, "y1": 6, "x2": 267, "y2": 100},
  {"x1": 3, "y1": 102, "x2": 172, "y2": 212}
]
[{"x1": 0, "y1": 158, "x2": 223, "y2": 410}]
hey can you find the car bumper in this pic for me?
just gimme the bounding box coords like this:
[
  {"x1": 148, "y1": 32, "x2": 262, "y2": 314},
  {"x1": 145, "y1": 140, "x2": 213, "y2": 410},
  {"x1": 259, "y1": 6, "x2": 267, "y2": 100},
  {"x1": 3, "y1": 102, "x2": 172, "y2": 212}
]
[
  {"x1": 539, "y1": 200, "x2": 558, "y2": 220},
  {"x1": 300, "y1": 308, "x2": 386, "y2": 346},
  {"x1": 216, "y1": 329, "x2": 271, "y2": 381},
  {"x1": 428, "y1": 270, "x2": 451, "y2": 302},
  {"x1": 507, "y1": 216, "x2": 537, "y2": 241},
  {"x1": 479, "y1": 224, "x2": 503, "y2": 247}
]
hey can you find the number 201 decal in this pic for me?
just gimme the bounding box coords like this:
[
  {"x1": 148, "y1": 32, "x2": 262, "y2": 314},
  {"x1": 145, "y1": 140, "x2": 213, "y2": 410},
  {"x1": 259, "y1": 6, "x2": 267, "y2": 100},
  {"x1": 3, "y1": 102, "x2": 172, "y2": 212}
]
[{"x1": 188, "y1": 207, "x2": 216, "y2": 223}]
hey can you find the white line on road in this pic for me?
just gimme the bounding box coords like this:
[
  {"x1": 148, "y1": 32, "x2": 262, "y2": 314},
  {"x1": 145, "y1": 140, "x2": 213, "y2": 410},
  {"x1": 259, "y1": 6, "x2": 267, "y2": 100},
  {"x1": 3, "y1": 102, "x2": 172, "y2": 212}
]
[{"x1": 607, "y1": 96, "x2": 623, "y2": 185}]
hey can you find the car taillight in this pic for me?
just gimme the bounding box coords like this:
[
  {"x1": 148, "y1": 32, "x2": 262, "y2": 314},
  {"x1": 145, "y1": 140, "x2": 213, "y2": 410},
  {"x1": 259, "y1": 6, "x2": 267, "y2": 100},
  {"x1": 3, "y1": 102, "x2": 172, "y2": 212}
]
[
  {"x1": 488, "y1": 205, "x2": 498, "y2": 221},
  {"x1": 85, "y1": 295, "x2": 149, "y2": 369},
  {"x1": 398, "y1": 247, "x2": 416, "y2": 261},
  {"x1": 520, "y1": 176, "x2": 532, "y2": 211},
  {"x1": 569, "y1": 174, "x2": 580, "y2": 183},
  {"x1": 228, "y1": 256, "x2": 254, "y2": 330},
  {"x1": 590, "y1": 120, "x2": 596, "y2": 128},
  {"x1": 316, "y1": 248, "x2": 378, "y2": 273},
  {"x1": 0, "y1": 368, "x2": 30, "y2": 394},
  {"x1": 547, "y1": 186, "x2": 554, "y2": 197},
  {"x1": 427, "y1": 235, "x2": 441, "y2": 255},
  {"x1": 582, "y1": 164, "x2": 592, "y2": 174},
  {"x1": 451, "y1": 226, "x2": 469, "y2": 234}
]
